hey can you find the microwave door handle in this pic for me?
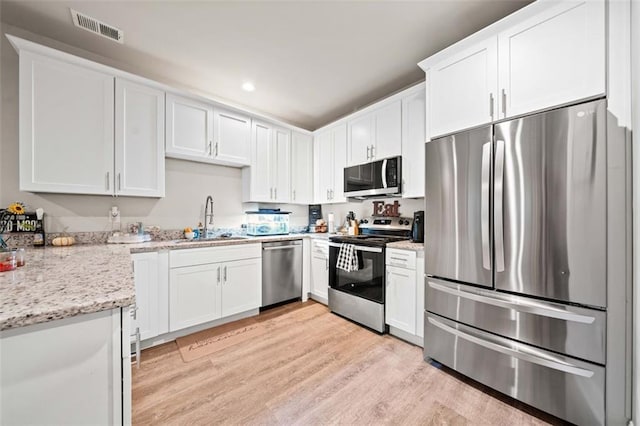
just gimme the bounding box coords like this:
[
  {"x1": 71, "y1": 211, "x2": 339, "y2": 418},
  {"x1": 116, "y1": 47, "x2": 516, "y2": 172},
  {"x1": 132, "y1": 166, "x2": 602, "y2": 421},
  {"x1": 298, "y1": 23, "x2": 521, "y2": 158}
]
[{"x1": 381, "y1": 159, "x2": 388, "y2": 188}]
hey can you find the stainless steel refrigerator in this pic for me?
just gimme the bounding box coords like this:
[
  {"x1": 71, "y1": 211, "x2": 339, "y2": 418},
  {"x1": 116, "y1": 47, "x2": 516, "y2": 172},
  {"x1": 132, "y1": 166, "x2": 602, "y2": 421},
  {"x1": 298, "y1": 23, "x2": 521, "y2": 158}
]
[{"x1": 424, "y1": 99, "x2": 631, "y2": 425}]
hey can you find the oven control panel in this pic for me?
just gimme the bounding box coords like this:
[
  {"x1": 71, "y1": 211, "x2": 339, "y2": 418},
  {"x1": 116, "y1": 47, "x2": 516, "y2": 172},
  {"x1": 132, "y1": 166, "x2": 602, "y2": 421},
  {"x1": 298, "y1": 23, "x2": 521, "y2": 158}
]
[{"x1": 359, "y1": 216, "x2": 413, "y2": 231}]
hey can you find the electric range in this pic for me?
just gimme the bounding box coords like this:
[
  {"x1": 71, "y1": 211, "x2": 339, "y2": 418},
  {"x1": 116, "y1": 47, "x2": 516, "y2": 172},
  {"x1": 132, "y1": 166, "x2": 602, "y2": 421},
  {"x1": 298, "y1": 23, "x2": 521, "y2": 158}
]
[{"x1": 328, "y1": 216, "x2": 413, "y2": 333}]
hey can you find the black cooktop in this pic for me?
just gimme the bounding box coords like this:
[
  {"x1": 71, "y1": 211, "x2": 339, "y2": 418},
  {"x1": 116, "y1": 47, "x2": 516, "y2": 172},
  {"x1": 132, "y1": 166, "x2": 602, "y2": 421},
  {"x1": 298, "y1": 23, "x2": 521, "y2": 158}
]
[{"x1": 329, "y1": 234, "x2": 410, "y2": 247}]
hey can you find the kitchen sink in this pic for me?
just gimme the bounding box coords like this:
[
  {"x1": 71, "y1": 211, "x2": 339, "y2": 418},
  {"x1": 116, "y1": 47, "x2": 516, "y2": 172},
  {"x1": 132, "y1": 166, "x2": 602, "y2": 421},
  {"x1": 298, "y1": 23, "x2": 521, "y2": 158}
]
[{"x1": 173, "y1": 236, "x2": 248, "y2": 244}]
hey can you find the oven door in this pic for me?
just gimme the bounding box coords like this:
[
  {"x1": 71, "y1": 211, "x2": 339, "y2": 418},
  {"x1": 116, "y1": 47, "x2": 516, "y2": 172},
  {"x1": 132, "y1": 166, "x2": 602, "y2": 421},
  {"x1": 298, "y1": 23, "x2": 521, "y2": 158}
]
[{"x1": 328, "y1": 242, "x2": 385, "y2": 303}]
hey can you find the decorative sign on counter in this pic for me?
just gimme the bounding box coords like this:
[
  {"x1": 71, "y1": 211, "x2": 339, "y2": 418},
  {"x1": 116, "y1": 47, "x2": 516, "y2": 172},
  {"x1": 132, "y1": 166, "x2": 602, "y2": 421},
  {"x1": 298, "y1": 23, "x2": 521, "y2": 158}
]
[
  {"x1": 0, "y1": 213, "x2": 41, "y2": 233},
  {"x1": 372, "y1": 200, "x2": 401, "y2": 217}
]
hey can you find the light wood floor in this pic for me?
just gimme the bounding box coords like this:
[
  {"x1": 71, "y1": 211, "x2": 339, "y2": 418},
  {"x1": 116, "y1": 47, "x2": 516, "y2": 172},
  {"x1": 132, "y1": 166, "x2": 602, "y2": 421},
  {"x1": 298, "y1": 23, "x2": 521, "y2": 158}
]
[{"x1": 132, "y1": 301, "x2": 561, "y2": 425}]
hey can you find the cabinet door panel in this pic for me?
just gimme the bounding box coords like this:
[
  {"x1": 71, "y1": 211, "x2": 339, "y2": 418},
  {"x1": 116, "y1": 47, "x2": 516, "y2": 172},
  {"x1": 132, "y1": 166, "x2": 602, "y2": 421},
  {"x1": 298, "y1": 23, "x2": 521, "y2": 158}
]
[
  {"x1": 347, "y1": 113, "x2": 374, "y2": 166},
  {"x1": 310, "y1": 253, "x2": 329, "y2": 302},
  {"x1": 115, "y1": 79, "x2": 165, "y2": 197},
  {"x1": 385, "y1": 265, "x2": 416, "y2": 334},
  {"x1": 374, "y1": 100, "x2": 402, "y2": 160},
  {"x1": 332, "y1": 123, "x2": 347, "y2": 203},
  {"x1": 250, "y1": 121, "x2": 273, "y2": 201},
  {"x1": 401, "y1": 87, "x2": 426, "y2": 198},
  {"x1": 169, "y1": 264, "x2": 220, "y2": 332},
  {"x1": 213, "y1": 108, "x2": 251, "y2": 165},
  {"x1": 430, "y1": 38, "x2": 498, "y2": 138},
  {"x1": 221, "y1": 258, "x2": 261, "y2": 317},
  {"x1": 165, "y1": 94, "x2": 212, "y2": 158},
  {"x1": 19, "y1": 52, "x2": 114, "y2": 194},
  {"x1": 498, "y1": 0, "x2": 605, "y2": 118},
  {"x1": 131, "y1": 252, "x2": 159, "y2": 341},
  {"x1": 314, "y1": 130, "x2": 333, "y2": 204},
  {"x1": 291, "y1": 132, "x2": 313, "y2": 204},
  {"x1": 273, "y1": 127, "x2": 291, "y2": 203}
]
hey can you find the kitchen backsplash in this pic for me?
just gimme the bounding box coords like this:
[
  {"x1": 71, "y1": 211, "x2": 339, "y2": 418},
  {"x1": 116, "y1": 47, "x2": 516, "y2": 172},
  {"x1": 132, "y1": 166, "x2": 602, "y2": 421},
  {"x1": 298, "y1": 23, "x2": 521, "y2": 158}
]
[{"x1": 1, "y1": 225, "x2": 312, "y2": 247}]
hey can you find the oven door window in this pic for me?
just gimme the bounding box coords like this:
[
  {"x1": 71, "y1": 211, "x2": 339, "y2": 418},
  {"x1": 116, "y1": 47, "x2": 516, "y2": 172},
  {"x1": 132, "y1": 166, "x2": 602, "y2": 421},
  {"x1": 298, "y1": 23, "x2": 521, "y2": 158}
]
[{"x1": 329, "y1": 246, "x2": 385, "y2": 303}]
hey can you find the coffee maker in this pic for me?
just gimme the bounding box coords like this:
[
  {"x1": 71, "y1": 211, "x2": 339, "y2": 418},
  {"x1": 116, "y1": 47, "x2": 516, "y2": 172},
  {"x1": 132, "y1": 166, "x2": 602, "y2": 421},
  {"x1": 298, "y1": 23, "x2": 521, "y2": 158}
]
[{"x1": 412, "y1": 210, "x2": 424, "y2": 243}]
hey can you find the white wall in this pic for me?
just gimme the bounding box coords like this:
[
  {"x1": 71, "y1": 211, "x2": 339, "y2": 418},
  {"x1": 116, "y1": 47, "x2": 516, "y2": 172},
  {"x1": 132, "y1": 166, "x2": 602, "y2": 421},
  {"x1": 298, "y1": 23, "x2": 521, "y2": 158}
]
[{"x1": 0, "y1": 25, "x2": 313, "y2": 233}]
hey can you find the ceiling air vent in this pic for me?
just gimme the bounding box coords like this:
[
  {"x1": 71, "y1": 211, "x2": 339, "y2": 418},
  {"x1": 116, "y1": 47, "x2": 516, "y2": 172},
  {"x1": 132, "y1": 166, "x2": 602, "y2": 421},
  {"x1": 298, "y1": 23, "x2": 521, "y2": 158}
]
[{"x1": 70, "y1": 9, "x2": 123, "y2": 44}]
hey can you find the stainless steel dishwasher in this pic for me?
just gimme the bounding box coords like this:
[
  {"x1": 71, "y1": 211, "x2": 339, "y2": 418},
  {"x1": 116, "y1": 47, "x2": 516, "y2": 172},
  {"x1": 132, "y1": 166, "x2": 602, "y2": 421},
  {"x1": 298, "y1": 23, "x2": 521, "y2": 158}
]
[{"x1": 262, "y1": 240, "x2": 303, "y2": 307}]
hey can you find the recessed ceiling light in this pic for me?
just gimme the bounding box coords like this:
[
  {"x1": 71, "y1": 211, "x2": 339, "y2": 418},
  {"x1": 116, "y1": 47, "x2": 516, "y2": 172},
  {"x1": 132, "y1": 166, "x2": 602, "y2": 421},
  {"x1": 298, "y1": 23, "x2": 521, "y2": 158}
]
[{"x1": 242, "y1": 82, "x2": 255, "y2": 92}]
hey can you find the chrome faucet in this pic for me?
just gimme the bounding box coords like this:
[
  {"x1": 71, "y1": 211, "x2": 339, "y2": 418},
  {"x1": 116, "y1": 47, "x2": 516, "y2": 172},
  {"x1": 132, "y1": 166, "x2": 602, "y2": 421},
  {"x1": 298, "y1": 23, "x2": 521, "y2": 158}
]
[{"x1": 204, "y1": 195, "x2": 214, "y2": 238}]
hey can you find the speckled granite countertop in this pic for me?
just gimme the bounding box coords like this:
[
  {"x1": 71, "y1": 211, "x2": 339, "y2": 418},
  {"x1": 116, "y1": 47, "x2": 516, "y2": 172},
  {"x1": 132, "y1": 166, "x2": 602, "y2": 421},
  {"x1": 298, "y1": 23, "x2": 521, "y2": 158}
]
[
  {"x1": 0, "y1": 245, "x2": 135, "y2": 331},
  {"x1": 387, "y1": 241, "x2": 424, "y2": 251},
  {"x1": 0, "y1": 232, "x2": 334, "y2": 331}
]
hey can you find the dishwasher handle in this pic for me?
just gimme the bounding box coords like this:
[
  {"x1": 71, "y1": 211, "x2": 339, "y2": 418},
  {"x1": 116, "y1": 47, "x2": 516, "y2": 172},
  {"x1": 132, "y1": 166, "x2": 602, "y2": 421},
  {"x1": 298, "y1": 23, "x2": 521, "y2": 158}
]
[{"x1": 263, "y1": 245, "x2": 299, "y2": 251}]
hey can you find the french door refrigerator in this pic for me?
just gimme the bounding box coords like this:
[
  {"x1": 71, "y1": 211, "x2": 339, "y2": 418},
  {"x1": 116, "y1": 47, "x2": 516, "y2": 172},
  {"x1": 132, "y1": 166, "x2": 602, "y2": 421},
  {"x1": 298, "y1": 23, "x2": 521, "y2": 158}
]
[{"x1": 424, "y1": 99, "x2": 611, "y2": 425}]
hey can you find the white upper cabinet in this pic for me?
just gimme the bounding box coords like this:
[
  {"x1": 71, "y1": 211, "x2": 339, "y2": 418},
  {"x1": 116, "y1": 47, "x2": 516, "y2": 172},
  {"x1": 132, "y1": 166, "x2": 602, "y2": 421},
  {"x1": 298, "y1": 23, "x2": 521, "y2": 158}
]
[
  {"x1": 243, "y1": 121, "x2": 291, "y2": 203},
  {"x1": 314, "y1": 123, "x2": 346, "y2": 204},
  {"x1": 272, "y1": 127, "x2": 291, "y2": 203},
  {"x1": 165, "y1": 94, "x2": 213, "y2": 159},
  {"x1": 497, "y1": 0, "x2": 605, "y2": 118},
  {"x1": 212, "y1": 108, "x2": 251, "y2": 165},
  {"x1": 115, "y1": 78, "x2": 165, "y2": 197},
  {"x1": 290, "y1": 132, "x2": 314, "y2": 204},
  {"x1": 314, "y1": 129, "x2": 334, "y2": 204},
  {"x1": 18, "y1": 51, "x2": 163, "y2": 197},
  {"x1": 347, "y1": 100, "x2": 402, "y2": 166},
  {"x1": 19, "y1": 52, "x2": 115, "y2": 195},
  {"x1": 428, "y1": 37, "x2": 498, "y2": 138},
  {"x1": 347, "y1": 113, "x2": 374, "y2": 165},
  {"x1": 421, "y1": 0, "x2": 605, "y2": 138},
  {"x1": 373, "y1": 100, "x2": 402, "y2": 160},
  {"x1": 166, "y1": 94, "x2": 252, "y2": 167},
  {"x1": 332, "y1": 124, "x2": 347, "y2": 203},
  {"x1": 401, "y1": 84, "x2": 426, "y2": 198}
]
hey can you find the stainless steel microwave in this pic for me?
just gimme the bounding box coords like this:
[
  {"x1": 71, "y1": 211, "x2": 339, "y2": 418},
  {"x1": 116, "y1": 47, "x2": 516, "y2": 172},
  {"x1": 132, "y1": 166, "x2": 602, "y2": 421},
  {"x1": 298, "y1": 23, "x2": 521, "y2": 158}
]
[{"x1": 343, "y1": 156, "x2": 402, "y2": 198}]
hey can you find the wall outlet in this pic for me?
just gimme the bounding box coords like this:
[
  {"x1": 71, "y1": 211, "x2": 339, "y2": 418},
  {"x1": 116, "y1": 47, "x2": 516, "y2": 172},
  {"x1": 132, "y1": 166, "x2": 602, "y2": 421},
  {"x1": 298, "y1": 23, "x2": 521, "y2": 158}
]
[{"x1": 109, "y1": 206, "x2": 121, "y2": 224}]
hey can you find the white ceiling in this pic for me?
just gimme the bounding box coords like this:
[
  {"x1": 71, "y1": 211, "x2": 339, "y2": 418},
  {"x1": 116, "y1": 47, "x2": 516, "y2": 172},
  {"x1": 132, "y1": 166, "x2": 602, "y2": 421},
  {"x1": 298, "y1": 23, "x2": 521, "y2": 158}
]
[{"x1": 1, "y1": 0, "x2": 532, "y2": 130}]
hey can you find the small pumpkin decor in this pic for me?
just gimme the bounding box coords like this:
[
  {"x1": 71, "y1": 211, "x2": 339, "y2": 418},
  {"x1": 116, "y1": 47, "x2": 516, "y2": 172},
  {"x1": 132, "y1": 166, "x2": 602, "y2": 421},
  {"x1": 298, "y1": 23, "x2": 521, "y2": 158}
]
[{"x1": 52, "y1": 228, "x2": 75, "y2": 246}]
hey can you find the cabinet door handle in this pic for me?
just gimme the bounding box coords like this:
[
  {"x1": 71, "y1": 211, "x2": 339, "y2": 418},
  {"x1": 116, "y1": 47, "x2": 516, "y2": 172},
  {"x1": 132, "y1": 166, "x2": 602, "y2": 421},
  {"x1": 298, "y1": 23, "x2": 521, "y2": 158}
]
[
  {"x1": 326, "y1": 189, "x2": 329, "y2": 200},
  {"x1": 366, "y1": 146, "x2": 371, "y2": 160},
  {"x1": 270, "y1": 187, "x2": 273, "y2": 199},
  {"x1": 489, "y1": 93, "x2": 495, "y2": 120},
  {"x1": 135, "y1": 327, "x2": 141, "y2": 368},
  {"x1": 208, "y1": 141, "x2": 213, "y2": 156},
  {"x1": 224, "y1": 266, "x2": 227, "y2": 282},
  {"x1": 217, "y1": 266, "x2": 221, "y2": 284},
  {"x1": 501, "y1": 89, "x2": 507, "y2": 117},
  {"x1": 331, "y1": 189, "x2": 334, "y2": 199},
  {"x1": 292, "y1": 189, "x2": 296, "y2": 201},
  {"x1": 117, "y1": 173, "x2": 122, "y2": 191},
  {"x1": 106, "y1": 172, "x2": 110, "y2": 191},
  {"x1": 215, "y1": 142, "x2": 219, "y2": 157},
  {"x1": 370, "y1": 145, "x2": 375, "y2": 159},
  {"x1": 274, "y1": 187, "x2": 277, "y2": 199}
]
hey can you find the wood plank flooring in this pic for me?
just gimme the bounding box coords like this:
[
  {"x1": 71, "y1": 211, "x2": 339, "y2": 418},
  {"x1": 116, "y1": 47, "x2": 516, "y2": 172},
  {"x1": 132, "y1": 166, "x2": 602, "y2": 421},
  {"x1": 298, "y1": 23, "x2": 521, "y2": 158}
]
[{"x1": 132, "y1": 301, "x2": 562, "y2": 425}]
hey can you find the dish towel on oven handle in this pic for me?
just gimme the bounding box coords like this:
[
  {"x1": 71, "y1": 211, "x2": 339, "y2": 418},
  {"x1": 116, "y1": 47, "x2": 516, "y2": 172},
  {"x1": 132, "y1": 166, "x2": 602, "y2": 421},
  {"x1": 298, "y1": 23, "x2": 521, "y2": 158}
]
[{"x1": 336, "y1": 243, "x2": 359, "y2": 272}]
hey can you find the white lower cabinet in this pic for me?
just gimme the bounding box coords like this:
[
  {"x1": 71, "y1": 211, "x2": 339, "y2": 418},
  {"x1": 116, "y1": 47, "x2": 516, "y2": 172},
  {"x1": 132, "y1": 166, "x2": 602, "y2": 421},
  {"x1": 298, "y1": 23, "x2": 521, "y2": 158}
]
[
  {"x1": 385, "y1": 248, "x2": 424, "y2": 346},
  {"x1": 220, "y1": 258, "x2": 261, "y2": 317},
  {"x1": 0, "y1": 308, "x2": 130, "y2": 425},
  {"x1": 309, "y1": 239, "x2": 329, "y2": 304},
  {"x1": 169, "y1": 244, "x2": 261, "y2": 332}
]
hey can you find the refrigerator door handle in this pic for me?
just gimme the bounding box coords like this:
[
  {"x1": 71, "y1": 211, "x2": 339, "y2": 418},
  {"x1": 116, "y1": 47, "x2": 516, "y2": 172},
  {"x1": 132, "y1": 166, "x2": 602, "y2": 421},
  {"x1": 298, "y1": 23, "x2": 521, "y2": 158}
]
[
  {"x1": 481, "y1": 142, "x2": 491, "y2": 270},
  {"x1": 494, "y1": 139, "x2": 505, "y2": 272},
  {"x1": 427, "y1": 316, "x2": 595, "y2": 378}
]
